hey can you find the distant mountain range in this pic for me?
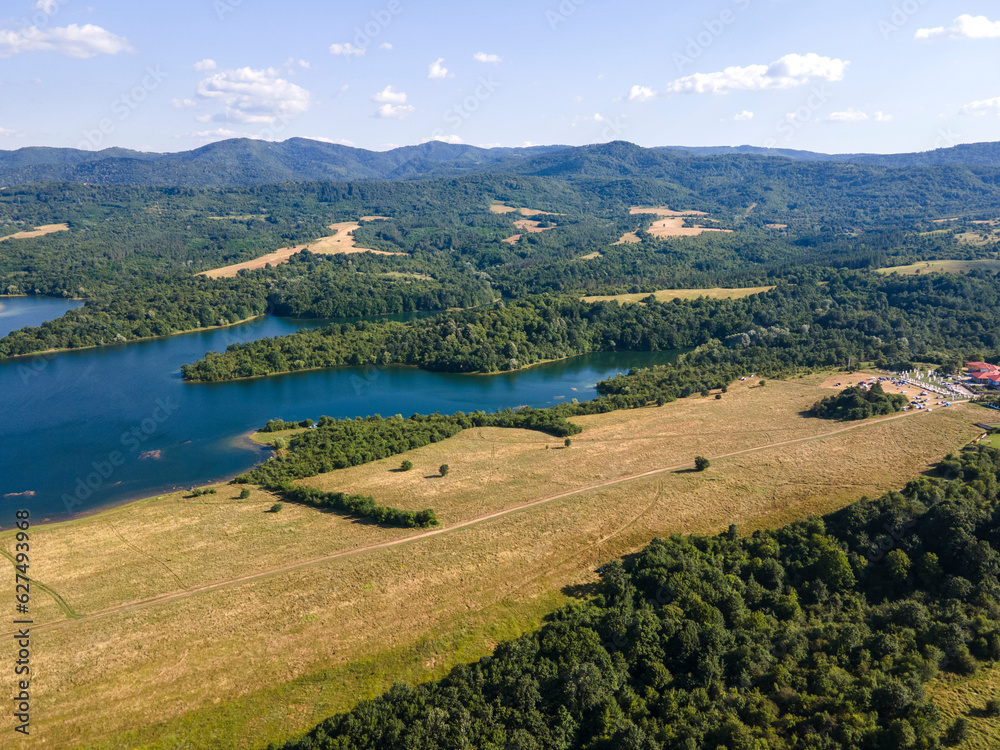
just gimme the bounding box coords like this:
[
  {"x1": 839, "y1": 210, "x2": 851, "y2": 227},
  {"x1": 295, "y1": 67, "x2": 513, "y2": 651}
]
[{"x1": 3, "y1": 138, "x2": 1000, "y2": 188}]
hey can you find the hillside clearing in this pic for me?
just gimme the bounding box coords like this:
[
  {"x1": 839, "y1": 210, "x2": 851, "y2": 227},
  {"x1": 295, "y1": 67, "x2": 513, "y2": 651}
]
[
  {"x1": 583, "y1": 286, "x2": 775, "y2": 304},
  {"x1": 625, "y1": 206, "x2": 732, "y2": 239},
  {"x1": 0, "y1": 377, "x2": 980, "y2": 749},
  {"x1": 876, "y1": 259, "x2": 1000, "y2": 276},
  {"x1": 0, "y1": 223, "x2": 69, "y2": 241},
  {"x1": 198, "y1": 219, "x2": 405, "y2": 279}
]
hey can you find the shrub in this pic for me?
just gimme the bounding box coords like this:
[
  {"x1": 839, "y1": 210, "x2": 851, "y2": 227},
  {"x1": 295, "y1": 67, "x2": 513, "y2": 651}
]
[
  {"x1": 564, "y1": 438, "x2": 572, "y2": 448},
  {"x1": 239, "y1": 489, "x2": 251, "y2": 499},
  {"x1": 984, "y1": 698, "x2": 1000, "y2": 717},
  {"x1": 439, "y1": 464, "x2": 450, "y2": 477},
  {"x1": 269, "y1": 503, "x2": 284, "y2": 513},
  {"x1": 401, "y1": 460, "x2": 414, "y2": 472},
  {"x1": 695, "y1": 456, "x2": 711, "y2": 472}
]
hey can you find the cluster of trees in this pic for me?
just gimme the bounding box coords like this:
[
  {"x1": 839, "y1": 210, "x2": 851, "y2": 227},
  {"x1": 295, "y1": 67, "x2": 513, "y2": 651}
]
[
  {"x1": 260, "y1": 418, "x2": 315, "y2": 433},
  {"x1": 265, "y1": 484, "x2": 438, "y2": 529},
  {"x1": 240, "y1": 409, "x2": 584, "y2": 487},
  {"x1": 274, "y1": 446, "x2": 1000, "y2": 750},
  {"x1": 809, "y1": 383, "x2": 909, "y2": 421}
]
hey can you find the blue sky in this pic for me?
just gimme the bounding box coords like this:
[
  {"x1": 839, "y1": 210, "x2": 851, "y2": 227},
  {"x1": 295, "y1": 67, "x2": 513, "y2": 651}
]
[{"x1": 1, "y1": 0, "x2": 999, "y2": 154}]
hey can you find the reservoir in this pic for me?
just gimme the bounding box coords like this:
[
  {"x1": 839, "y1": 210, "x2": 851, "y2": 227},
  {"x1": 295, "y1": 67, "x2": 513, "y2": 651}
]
[{"x1": 0, "y1": 298, "x2": 681, "y2": 519}]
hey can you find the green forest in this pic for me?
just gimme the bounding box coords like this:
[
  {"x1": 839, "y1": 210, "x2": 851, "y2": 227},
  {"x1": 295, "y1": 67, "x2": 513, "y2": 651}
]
[{"x1": 273, "y1": 446, "x2": 1000, "y2": 750}]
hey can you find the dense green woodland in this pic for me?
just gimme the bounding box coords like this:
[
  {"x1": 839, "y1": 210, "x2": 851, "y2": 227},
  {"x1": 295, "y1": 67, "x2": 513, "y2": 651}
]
[
  {"x1": 181, "y1": 272, "x2": 1000, "y2": 383},
  {"x1": 273, "y1": 447, "x2": 1000, "y2": 750},
  {"x1": 2, "y1": 147, "x2": 998, "y2": 359}
]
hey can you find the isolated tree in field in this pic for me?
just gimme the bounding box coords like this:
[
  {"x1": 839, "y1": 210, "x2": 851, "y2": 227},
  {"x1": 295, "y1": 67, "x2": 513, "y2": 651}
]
[
  {"x1": 239, "y1": 488, "x2": 251, "y2": 499},
  {"x1": 439, "y1": 464, "x2": 449, "y2": 477},
  {"x1": 715, "y1": 394, "x2": 722, "y2": 400},
  {"x1": 269, "y1": 502, "x2": 283, "y2": 513},
  {"x1": 759, "y1": 380, "x2": 767, "y2": 387},
  {"x1": 401, "y1": 460, "x2": 413, "y2": 472},
  {"x1": 564, "y1": 438, "x2": 572, "y2": 448},
  {"x1": 695, "y1": 456, "x2": 710, "y2": 472}
]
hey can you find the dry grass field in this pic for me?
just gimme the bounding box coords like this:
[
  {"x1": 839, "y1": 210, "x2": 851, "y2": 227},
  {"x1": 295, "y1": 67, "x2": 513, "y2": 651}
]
[
  {"x1": 876, "y1": 258, "x2": 1000, "y2": 276},
  {"x1": 583, "y1": 286, "x2": 774, "y2": 304},
  {"x1": 0, "y1": 375, "x2": 982, "y2": 749},
  {"x1": 199, "y1": 219, "x2": 403, "y2": 279},
  {"x1": 0, "y1": 223, "x2": 69, "y2": 241},
  {"x1": 928, "y1": 668, "x2": 1000, "y2": 749},
  {"x1": 625, "y1": 206, "x2": 732, "y2": 239},
  {"x1": 489, "y1": 202, "x2": 553, "y2": 216}
]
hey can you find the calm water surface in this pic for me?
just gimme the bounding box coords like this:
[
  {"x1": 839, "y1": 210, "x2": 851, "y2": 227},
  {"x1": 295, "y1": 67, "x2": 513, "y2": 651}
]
[{"x1": 0, "y1": 298, "x2": 680, "y2": 519}]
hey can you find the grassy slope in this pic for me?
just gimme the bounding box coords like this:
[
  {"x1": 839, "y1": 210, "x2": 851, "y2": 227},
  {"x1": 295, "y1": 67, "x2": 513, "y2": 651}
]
[
  {"x1": 581, "y1": 286, "x2": 775, "y2": 304},
  {"x1": 875, "y1": 258, "x2": 1000, "y2": 276},
  {"x1": 0, "y1": 374, "x2": 982, "y2": 749}
]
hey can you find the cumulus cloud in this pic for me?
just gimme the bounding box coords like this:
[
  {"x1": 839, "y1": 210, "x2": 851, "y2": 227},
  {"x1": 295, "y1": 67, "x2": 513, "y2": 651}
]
[
  {"x1": 372, "y1": 86, "x2": 413, "y2": 118},
  {"x1": 0, "y1": 23, "x2": 133, "y2": 58},
  {"x1": 474, "y1": 52, "x2": 502, "y2": 63},
  {"x1": 961, "y1": 97, "x2": 1000, "y2": 116},
  {"x1": 427, "y1": 58, "x2": 450, "y2": 79},
  {"x1": 627, "y1": 85, "x2": 658, "y2": 102},
  {"x1": 380, "y1": 42, "x2": 393, "y2": 50},
  {"x1": 734, "y1": 110, "x2": 754, "y2": 121},
  {"x1": 196, "y1": 66, "x2": 311, "y2": 125},
  {"x1": 186, "y1": 128, "x2": 253, "y2": 141},
  {"x1": 330, "y1": 42, "x2": 365, "y2": 57},
  {"x1": 916, "y1": 14, "x2": 1000, "y2": 40},
  {"x1": 171, "y1": 98, "x2": 197, "y2": 108},
  {"x1": 826, "y1": 108, "x2": 869, "y2": 123},
  {"x1": 666, "y1": 53, "x2": 848, "y2": 95},
  {"x1": 421, "y1": 134, "x2": 464, "y2": 144},
  {"x1": 875, "y1": 111, "x2": 893, "y2": 122},
  {"x1": 298, "y1": 59, "x2": 310, "y2": 69},
  {"x1": 194, "y1": 58, "x2": 217, "y2": 71},
  {"x1": 34, "y1": 0, "x2": 58, "y2": 13},
  {"x1": 0, "y1": 126, "x2": 18, "y2": 136}
]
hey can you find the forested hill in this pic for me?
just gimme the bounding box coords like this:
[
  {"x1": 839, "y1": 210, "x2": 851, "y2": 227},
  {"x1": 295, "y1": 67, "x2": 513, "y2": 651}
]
[{"x1": 3, "y1": 138, "x2": 1000, "y2": 187}]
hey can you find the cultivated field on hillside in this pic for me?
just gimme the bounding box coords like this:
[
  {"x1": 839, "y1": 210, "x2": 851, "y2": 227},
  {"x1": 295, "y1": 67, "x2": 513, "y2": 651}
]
[
  {"x1": 0, "y1": 376, "x2": 980, "y2": 749},
  {"x1": 626, "y1": 206, "x2": 732, "y2": 239}
]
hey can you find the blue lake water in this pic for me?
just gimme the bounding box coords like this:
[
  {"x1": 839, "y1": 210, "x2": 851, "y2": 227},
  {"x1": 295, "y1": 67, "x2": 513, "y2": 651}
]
[
  {"x1": 0, "y1": 298, "x2": 680, "y2": 520},
  {"x1": 0, "y1": 296, "x2": 83, "y2": 337}
]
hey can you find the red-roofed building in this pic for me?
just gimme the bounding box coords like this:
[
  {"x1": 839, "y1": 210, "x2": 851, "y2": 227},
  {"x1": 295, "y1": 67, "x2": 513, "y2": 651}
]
[{"x1": 967, "y1": 362, "x2": 995, "y2": 372}]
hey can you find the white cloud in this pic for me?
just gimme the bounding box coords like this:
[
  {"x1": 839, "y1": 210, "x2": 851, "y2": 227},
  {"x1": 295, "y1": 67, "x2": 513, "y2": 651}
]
[
  {"x1": 380, "y1": 42, "x2": 393, "y2": 50},
  {"x1": 298, "y1": 59, "x2": 310, "y2": 69},
  {"x1": 185, "y1": 128, "x2": 254, "y2": 141},
  {"x1": 373, "y1": 85, "x2": 407, "y2": 104},
  {"x1": 376, "y1": 103, "x2": 414, "y2": 119},
  {"x1": 826, "y1": 108, "x2": 869, "y2": 123},
  {"x1": 427, "y1": 58, "x2": 450, "y2": 79},
  {"x1": 34, "y1": 0, "x2": 58, "y2": 13},
  {"x1": 666, "y1": 53, "x2": 848, "y2": 95},
  {"x1": 0, "y1": 126, "x2": 17, "y2": 136},
  {"x1": 372, "y1": 86, "x2": 413, "y2": 118},
  {"x1": 421, "y1": 134, "x2": 464, "y2": 144},
  {"x1": 627, "y1": 85, "x2": 658, "y2": 102},
  {"x1": 0, "y1": 23, "x2": 132, "y2": 58},
  {"x1": 194, "y1": 58, "x2": 217, "y2": 71},
  {"x1": 474, "y1": 52, "x2": 502, "y2": 64},
  {"x1": 961, "y1": 96, "x2": 1000, "y2": 116},
  {"x1": 171, "y1": 98, "x2": 197, "y2": 108},
  {"x1": 307, "y1": 136, "x2": 356, "y2": 146},
  {"x1": 875, "y1": 111, "x2": 893, "y2": 122},
  {"x1": 916, "y1": 14, "x2": 1000, "y2": 40},
  {"x1": 734, "y1": 110, "x2": 754, "y2": 121},
  {"x1": 196, "y1": 66, "x2": 311, "y2": 125},
  {"x1": 330, "y1": 42, "x2": 365, "y2": 57}
]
